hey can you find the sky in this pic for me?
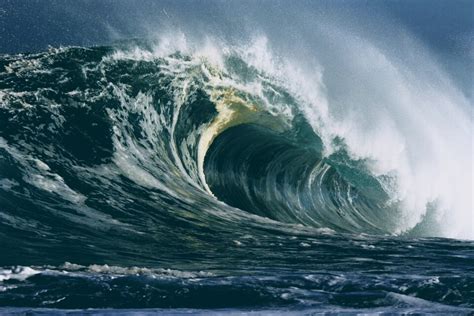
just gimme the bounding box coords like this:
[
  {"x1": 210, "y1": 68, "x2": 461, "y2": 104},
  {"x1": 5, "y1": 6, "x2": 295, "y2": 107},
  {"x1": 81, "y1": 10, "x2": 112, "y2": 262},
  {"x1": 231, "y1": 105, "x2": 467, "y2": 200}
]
[{"x1": 0, "y1": 0, "x2": 472, "y2": 98}]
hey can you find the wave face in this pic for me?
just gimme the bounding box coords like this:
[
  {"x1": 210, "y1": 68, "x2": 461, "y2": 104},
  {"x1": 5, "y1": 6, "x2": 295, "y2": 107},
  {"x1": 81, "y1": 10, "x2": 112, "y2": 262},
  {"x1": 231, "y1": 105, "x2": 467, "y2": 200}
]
[{"x1": 0, "y1": 38, "x2": 473, "y2": 312}]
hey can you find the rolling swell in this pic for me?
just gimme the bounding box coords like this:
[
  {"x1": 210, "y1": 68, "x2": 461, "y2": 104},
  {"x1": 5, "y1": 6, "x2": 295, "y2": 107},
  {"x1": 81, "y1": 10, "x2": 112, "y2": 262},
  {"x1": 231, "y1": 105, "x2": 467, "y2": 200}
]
[{"x1": 0, "y1": 42, "x2": 473, "y2": 311}]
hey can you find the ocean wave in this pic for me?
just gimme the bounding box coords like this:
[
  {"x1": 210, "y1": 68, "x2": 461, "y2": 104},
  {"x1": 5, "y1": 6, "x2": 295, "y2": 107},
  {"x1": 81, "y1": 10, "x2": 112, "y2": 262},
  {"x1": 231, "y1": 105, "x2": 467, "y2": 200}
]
[
  {"x1": 0, "y1": 34, "x2": 472, "y2": 311},
  {"x1": 0, "y1": 37, "x2": 471, "y2": 239}
]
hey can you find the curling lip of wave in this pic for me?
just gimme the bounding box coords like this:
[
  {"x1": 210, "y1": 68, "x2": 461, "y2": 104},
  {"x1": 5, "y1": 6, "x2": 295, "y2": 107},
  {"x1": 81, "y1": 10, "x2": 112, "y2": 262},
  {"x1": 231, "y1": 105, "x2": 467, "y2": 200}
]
[{"x1": 146, "y1": 34, "x2": 472, "y2": 239}]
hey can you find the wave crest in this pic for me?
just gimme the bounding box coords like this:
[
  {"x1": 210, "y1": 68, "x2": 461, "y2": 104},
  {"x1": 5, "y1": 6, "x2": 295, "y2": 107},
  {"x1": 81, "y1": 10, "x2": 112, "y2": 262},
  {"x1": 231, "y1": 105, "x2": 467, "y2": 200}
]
[{"x1": 0, "y1": 35, "x2": 471, "y2": 241}]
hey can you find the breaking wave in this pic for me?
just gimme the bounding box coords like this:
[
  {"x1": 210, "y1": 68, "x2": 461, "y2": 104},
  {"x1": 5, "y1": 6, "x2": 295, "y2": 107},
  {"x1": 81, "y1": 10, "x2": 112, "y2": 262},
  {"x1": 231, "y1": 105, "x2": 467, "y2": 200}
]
[{"x1": 1, "y1": 35, "x2": 471, "y2": 242}]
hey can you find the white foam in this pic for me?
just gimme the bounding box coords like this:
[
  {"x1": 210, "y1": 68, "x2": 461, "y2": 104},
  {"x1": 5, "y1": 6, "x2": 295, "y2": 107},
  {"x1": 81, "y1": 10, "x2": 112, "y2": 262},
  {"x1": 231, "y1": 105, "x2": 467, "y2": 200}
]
[
  {"x1": 0, "y1": 267, "x2": 40, "y2": 282},
  {"x1": 59, "y1": 262, "x2": 213, "y2": 279},
  {"x1": 0, "y1": 137, "x2": 86, "y2": 204},
  {"x1": 0, "y1": 179, "x2": 18, "y2": 191}
]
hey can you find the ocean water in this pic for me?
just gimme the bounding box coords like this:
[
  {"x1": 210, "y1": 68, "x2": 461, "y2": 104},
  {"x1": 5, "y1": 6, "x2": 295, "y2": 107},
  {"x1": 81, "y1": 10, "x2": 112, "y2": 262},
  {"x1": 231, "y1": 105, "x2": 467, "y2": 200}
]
[{"x1": 0, "y1": 1, "x2": 473, "y2": 315}]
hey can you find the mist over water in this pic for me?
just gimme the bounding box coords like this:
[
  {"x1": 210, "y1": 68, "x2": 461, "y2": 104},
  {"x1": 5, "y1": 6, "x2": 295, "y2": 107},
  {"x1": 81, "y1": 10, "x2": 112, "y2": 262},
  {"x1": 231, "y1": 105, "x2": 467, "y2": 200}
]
[{"x1": 0, "y1": 0, "x2": 473, "y2": 313}]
